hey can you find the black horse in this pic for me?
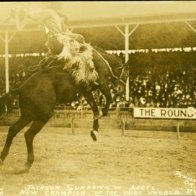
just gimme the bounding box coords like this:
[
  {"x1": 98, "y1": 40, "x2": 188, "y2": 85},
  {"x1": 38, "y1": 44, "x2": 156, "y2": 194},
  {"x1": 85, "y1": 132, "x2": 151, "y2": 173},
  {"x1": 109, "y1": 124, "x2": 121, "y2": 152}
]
[
  {"x1": 0, "y1": 68, "x2": 79, "y2": 173},
  {"x1": 0, "y1": 48, "x2": 128, "y2": 173}
]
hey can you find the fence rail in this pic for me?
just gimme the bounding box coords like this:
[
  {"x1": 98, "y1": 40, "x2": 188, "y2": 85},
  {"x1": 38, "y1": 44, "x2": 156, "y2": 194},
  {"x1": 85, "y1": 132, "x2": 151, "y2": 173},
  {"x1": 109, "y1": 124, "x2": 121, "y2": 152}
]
[{"x1": 0, "y1": 109, "x2": 196, "y2": 138}]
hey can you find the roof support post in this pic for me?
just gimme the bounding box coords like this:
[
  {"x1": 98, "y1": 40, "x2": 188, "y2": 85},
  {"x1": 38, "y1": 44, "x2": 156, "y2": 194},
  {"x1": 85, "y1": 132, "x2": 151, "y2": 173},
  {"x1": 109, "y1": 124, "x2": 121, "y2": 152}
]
[
  {"x1": 115, "y1": 25, "x2": 125, "y2": 36},
  {"x1": 125, "y1": 24, "x2": 130, "y2": 101},
  {"x1": 125, "y1": 24, "x2": 130, "y2": 63},
  {"x1": 124, "y1": 24, "x2": 139, "y2": 62},
  {"x1": 4, "y1": 31, "x2": 9, "y2": 93},
  {"x1": 185, "y1": 21, "x2": 196, "y2": 33},
  {"x1": 115, "y1": 24, "x2": 139, "y2": 101},
  {"x1": 15, "y1": 8, "x2": 28, "y2": 31},
  {"x1": 124, "y1": 24, "x2": 139, "y2": 101},
  {"x1": 2, "y1": 31, "x2": 16, "y2": 93}
]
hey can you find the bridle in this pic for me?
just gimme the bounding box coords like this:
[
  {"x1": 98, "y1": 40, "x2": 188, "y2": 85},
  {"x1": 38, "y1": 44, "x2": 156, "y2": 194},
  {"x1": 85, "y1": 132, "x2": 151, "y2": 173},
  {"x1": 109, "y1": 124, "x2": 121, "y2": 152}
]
[
  {"x1": 119, "y1": 63, "x2": 128, "y2": 80},
  {"x1": 94, "y1": 49, "x2": 127, "y2": 86}
]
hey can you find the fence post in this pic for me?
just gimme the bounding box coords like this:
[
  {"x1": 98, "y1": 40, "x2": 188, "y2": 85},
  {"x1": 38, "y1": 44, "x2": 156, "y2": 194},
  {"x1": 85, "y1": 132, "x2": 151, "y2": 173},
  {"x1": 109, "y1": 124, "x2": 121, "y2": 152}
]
[
  {"x1": 116, "y1": 107, "x2": 120, "y2": 118},
  {"x1": 63, "y1": 112, "x2": 65, "y2": 120},
  {"x1": 121, "y1": 118, "x2": 126, "y2": 136},
  {"x1": 176, "y1": 122, "x2": 181, "y2": 139},
  {"x1": 18, "y1": 108, "x2": 21, "y2": 116},
  {"x1": 71, "y1": 117, "x2": 75, "y2": 134},
  {"x1": 81, "y1": 109, "x2": 84, "y2": 118}
]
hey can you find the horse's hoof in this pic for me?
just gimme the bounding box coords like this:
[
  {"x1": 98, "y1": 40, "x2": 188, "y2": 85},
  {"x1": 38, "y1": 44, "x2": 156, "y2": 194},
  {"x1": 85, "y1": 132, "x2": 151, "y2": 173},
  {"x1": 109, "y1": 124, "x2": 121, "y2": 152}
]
[
  {"x1": 90, "y1": 130, "x2": 98, "y2": 141},
  {"x1": 14, "y1": 162, "x2": 31, "y2": 174},
  {"x1": 14, "y1": 166, "x2": 29, "y2": 174},
  {"x1": 14, "y1": 169, "x2": 29, "y2": 175}
]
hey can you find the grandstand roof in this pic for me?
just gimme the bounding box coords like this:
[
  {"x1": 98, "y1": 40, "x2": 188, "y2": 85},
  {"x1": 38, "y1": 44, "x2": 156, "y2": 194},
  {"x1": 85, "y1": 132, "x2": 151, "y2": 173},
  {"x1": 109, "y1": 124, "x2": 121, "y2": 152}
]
[
  {"x1": 0, "y1": 2, "x2": 196, "y2": 31},
  {"x1": 0, "y1": 2, "x2": 196, "y2": 52}
]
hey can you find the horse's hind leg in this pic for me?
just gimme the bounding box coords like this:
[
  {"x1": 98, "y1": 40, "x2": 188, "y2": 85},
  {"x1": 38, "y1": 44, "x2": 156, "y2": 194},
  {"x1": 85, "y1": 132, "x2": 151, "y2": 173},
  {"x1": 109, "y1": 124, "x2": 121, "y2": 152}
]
[
  {"x1": 84, "y1": 91, "x2": 99, "y2": 141},
  {"x1": 23, "y1": 119, "x2": 48, "y2": 172},
  {"x1": 0, "y1": 116, "x2": 32, "y2": 163}
]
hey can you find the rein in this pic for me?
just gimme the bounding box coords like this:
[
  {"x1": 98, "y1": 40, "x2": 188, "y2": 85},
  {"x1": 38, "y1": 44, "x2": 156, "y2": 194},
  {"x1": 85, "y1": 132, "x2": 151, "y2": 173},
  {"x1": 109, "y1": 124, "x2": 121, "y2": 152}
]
[
  {"x1": 17, "y1": 57, "x2": 61, "y2": 77},
  {"x1": 119, "y1": 64, "x2": 127, "y2": 80}
]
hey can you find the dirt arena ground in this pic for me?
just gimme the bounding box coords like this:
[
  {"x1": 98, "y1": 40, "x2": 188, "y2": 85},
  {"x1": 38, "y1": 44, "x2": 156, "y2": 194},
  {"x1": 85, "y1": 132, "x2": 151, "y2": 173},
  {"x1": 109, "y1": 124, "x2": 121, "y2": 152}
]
[{"x1": 0, "y1": 126, "x2": 195, "y2": 196}]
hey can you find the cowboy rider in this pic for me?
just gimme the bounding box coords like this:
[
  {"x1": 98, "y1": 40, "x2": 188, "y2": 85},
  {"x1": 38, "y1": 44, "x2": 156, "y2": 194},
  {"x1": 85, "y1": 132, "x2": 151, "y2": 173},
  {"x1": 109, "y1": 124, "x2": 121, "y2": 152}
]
[{"x1": 22, "y1": 2, "x2": 99, "y2": 88}]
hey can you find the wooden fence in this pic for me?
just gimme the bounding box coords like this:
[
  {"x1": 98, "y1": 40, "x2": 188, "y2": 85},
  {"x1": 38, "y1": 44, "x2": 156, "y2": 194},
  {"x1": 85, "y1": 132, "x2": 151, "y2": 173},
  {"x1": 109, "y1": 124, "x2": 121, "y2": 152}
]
[{"x1": 1, "y1": 109, "x2": 195, "y2": 137}]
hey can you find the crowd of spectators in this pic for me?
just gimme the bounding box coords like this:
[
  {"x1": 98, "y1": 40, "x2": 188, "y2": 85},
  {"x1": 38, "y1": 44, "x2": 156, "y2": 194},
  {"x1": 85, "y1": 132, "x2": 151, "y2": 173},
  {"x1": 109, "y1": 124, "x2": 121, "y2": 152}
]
[
  {"x1": 128, "y1": 65, "x2": 196, "y2": 108},
  {"x1": 0, "y1": 54, "x2": 195, "y2": 110},
  {"x1": 58, "y1": 63, "x2": 196, "y2": 110}
]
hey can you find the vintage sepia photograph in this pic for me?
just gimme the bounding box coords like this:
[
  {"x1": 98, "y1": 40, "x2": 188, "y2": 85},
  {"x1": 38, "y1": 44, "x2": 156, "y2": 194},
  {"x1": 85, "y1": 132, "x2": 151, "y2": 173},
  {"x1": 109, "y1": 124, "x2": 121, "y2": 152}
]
[{"x1": 0, "y1": 1, "x2": 195, "y2": 195}]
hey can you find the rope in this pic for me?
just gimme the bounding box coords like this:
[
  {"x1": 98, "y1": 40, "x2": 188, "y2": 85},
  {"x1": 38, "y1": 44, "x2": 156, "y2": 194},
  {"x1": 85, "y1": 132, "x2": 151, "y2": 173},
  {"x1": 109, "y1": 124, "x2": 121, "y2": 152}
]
[
  {"x1": 27, "y1": 57, "x2": 56, "y2": 72},
  {"x1": 17, "y1": 57, "x2": 61, "y2": 77}
]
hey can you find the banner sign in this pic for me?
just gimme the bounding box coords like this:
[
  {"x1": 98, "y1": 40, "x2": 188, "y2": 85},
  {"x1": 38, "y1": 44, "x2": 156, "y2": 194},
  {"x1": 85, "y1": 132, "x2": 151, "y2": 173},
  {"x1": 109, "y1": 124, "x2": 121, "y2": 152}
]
[{"x1": 133, "y1": 107, "x2": 196, "y2": 119}]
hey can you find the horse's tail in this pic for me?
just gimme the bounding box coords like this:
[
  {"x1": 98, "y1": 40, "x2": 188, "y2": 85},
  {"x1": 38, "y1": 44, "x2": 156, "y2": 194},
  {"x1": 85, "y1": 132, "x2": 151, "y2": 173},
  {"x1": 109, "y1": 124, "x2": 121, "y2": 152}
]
[{"x1": 0, "y1": 88, "x2": 20, "y2": 118}]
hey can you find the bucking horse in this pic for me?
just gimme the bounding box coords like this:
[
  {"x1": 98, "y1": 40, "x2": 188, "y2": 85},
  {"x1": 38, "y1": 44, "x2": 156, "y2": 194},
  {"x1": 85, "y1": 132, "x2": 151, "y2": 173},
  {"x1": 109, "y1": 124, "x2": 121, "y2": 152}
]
[{"x1": 0, "y1": 44, "x2": 128, "y2": 173}]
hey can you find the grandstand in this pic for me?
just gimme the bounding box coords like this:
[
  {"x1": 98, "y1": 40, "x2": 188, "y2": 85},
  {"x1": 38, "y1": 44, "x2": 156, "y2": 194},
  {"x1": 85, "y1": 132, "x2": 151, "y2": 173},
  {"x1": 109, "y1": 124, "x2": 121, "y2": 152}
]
[
  {"x1": 0, "y1": 2, "x2": 195, "y2": 109},
  {"x1": 0, "y1": 1, "x2": 196, "y2": 97}
]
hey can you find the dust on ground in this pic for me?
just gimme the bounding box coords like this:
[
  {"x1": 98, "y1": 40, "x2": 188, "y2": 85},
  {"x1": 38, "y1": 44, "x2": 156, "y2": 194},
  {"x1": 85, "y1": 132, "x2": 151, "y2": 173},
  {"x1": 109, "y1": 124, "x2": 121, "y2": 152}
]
[{"x1": 0, "y1": 127, "x2": 195, "y2": 196}]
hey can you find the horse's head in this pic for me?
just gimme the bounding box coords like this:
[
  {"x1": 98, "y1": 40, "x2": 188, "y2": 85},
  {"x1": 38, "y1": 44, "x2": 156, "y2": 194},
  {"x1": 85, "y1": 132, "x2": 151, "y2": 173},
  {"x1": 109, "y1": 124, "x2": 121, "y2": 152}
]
[
  {"x1": 93, "y1": 48, "x2": 129, "y2": 95},
  {"x1": 112, "y1": 63, "x2": 129, "y2": 95},
  {"x1": 112, "y1": 77, "x2": 126, "y2": 95},
  {"x1": 115, "y1": 63, "x2": 129, "y2": 83},
  {"x1": 106, "y1": 74, "x2": 126, "y2": 95}
]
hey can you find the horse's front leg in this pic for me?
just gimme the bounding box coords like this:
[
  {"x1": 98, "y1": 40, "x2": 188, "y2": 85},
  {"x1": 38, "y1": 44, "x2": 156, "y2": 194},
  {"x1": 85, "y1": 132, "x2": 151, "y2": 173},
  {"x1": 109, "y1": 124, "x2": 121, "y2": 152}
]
[
  {"x1": 99, "y1": 83, "x2": 112, "y2": 117},
  {"x1": 83, "y1": 91, "x2": 100, "y2": 141}
]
